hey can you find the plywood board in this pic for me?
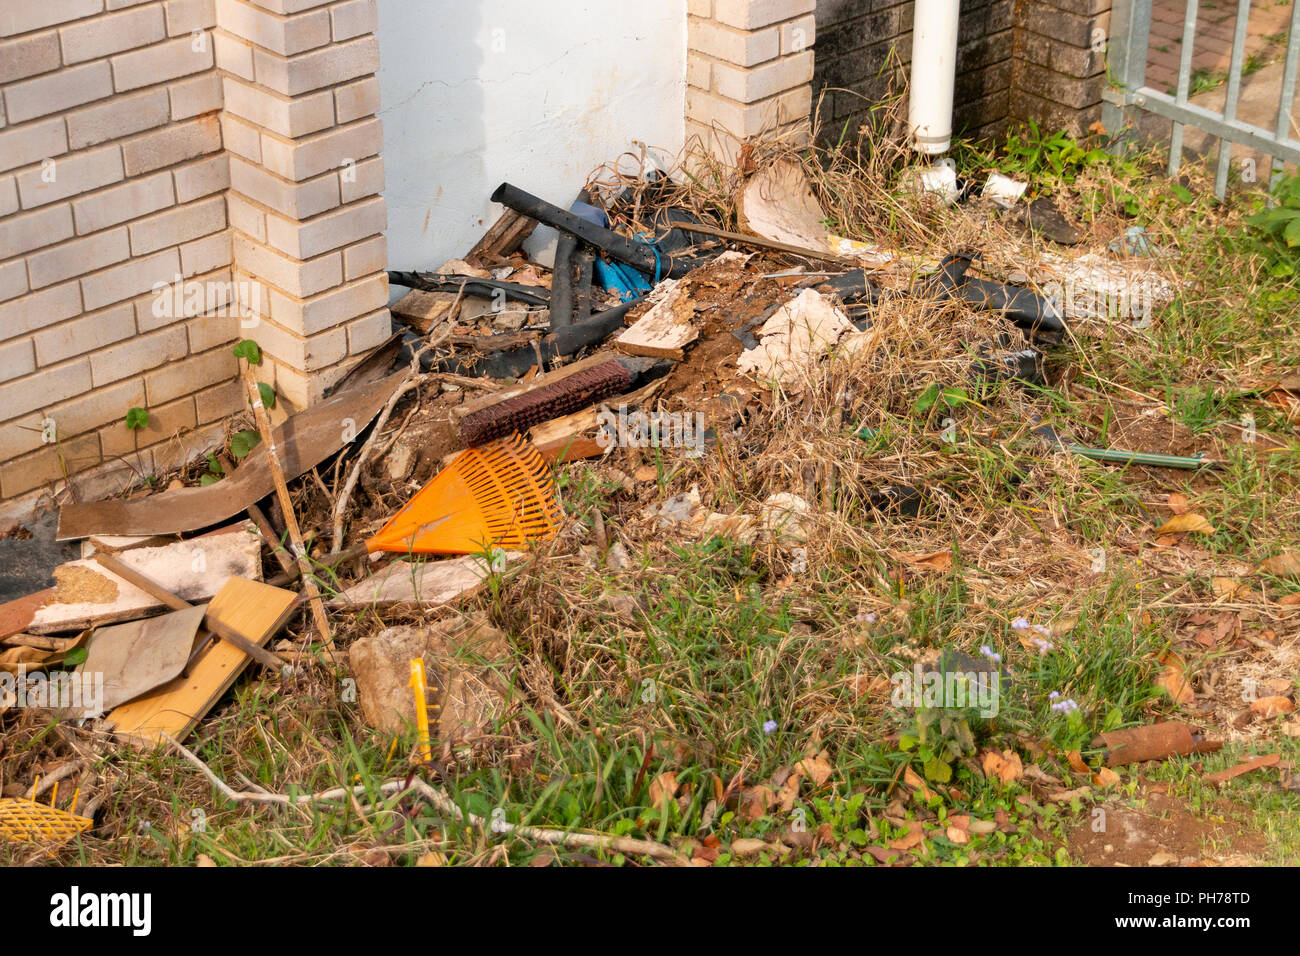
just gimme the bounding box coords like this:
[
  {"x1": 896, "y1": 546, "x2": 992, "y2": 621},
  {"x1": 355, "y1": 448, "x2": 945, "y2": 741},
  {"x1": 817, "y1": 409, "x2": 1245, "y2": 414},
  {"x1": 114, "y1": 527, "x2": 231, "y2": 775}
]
[
  {"x1": 28, "y1": 527, "x2": 261, "y2": 634},
  {"x1": 107, "y1": 578, "x2": 298, "y2": 746},
  {"x1": 614, "y1": 280, "x2": 697, "y2": 360}
]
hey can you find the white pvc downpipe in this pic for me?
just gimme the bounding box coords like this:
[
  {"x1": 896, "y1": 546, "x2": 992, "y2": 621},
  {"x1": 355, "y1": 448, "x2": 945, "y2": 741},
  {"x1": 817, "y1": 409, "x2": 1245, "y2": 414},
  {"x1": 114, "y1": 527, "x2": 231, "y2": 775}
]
[{"x1": 908, "y1": 0, "x2": 960, "y2": 155}]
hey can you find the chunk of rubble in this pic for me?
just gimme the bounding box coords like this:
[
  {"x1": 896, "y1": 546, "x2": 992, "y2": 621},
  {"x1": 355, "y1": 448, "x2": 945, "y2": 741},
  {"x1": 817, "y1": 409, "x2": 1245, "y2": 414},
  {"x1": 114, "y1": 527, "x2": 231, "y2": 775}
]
[
  {"x1": 737, "y1": 289, "x2": 857, "y2": 386},
  {"x1": 349, "y1": 613, "x2": 513, "y2": 745}
]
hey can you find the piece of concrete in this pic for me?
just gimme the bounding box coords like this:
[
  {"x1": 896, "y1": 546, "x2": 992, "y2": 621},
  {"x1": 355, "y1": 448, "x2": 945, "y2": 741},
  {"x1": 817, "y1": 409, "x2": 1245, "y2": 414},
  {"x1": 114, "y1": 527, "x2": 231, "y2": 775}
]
[
  {"x1": 330, "y1": 552, "x2": 519, "y2": 607},
  {"x1": 349, "y1": 613, "x2": 513, "y2": 745}
]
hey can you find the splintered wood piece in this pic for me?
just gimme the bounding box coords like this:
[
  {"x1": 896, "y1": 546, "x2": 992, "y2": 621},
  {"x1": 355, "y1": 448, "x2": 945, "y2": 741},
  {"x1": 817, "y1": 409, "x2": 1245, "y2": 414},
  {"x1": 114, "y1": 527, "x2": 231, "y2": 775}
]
[
  {"x1": 614, "y1": 280, "x2": 697, "y2": 360},
  {"x1": 465, "y1": 208, "x2": 538, "y2": 268},
  {"x1": 391, "y1": 288, "x2": 460, "y2": 334},
  {"x1": 330, "y1": 553, "x2": 519, "y2": 607},
  {"x1": 106, "y1": 578, "x2": 298, "y2": 746}
]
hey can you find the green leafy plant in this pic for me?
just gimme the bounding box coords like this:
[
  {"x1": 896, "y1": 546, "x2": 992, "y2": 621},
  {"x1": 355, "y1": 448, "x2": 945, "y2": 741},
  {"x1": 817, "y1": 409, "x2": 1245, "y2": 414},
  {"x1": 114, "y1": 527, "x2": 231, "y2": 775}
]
[
  {"x1": 1244, "y1": 173, "x2": 1300, "y2": 277},
  {"x1": 230, "y1": 429, "x2": 261, "y2": 460},
  {"x1": 124, "y1": 407, "x2": 149, "y2": 430},
  {"x1": 998, "y1": 121, "x2": 1110, "y2": 192},
  {"x1": 200, "y1": 453, "x2": 224, "y2": 486},
  {"x1": 913, "y1": 383, "x2": 971, "y2": 416},
  {"x1": 232, "y1": 339, "x2": 262, "y2": 364},
  {"x1": 257, "y1": 381, "x2": 276, "y2": 410},
  {"x1": 900, "y1": 706, "x2": 979, "y2": 783}
]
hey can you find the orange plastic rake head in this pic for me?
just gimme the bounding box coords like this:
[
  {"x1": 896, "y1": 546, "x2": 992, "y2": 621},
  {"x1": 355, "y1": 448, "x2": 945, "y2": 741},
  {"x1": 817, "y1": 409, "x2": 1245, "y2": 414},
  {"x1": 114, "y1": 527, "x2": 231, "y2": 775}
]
[{"x1": 366, "y1": 433, "x2": 561, "y2": 555}]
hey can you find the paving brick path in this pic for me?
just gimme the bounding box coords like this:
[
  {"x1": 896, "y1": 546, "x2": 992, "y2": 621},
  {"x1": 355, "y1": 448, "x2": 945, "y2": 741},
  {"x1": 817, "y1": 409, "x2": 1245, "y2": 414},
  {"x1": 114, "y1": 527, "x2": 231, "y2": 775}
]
[{"x1": 1145, "y1": 0, "x2": 1293, "y2": 94}]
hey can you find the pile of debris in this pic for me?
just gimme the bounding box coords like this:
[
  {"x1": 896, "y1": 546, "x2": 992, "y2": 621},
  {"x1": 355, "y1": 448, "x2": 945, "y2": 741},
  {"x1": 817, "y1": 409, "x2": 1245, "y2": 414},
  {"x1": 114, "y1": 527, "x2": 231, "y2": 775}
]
[{"x1": 0, "y1": 138, "x2": 1207, "y2": 860}]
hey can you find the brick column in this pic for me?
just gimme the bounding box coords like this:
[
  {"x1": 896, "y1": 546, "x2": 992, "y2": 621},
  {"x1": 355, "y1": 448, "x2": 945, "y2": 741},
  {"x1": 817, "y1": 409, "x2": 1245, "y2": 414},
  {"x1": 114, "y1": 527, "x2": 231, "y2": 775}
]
[
  {"x1": 686, "y1": 0, "x2": 817, "y2": 164},
  {"x1": 214, "y1": 0, "x2": 389, "y2": 409},
  {"x1": 1009, "y1": 0, "x2": 1113, "y2": 137}
]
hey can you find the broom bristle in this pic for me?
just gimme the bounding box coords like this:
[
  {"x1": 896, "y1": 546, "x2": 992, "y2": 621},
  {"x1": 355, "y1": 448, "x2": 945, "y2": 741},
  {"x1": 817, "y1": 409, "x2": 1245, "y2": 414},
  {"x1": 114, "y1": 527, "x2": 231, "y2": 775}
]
[{"x1": 459, "y1": 361, "x2": 632, "y2": 446}]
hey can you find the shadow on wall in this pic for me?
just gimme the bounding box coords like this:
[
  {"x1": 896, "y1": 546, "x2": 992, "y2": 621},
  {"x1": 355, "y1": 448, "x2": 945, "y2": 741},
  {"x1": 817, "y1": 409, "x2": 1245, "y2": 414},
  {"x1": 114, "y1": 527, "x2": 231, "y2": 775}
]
[
  {"x1": 812, "y1": 0, "x2": 1013, "y2": 145},
  {"x1": 375, "y1": 0, "x2": 688, "y2": 283}
]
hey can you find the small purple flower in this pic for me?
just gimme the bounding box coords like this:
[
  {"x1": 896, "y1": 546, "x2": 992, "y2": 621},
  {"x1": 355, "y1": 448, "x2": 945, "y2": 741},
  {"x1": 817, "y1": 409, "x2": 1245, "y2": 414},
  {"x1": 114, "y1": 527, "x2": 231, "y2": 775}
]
[
  {"x1": 1011, "y1": 617, "x2": 1030, "y2": 631},
  {"x1": 1032, "y1": 623, "x2": 1052, "y2": 638},
  {"x1": 853, "y1": 611, "x2": 878, "y2": 624},
  {"x1": 979, "y1": 645, "x2": 1001, "y2": 664},
  {"x1": 1051, "y1": 698, "x2": 1079, "y2": 714},
  {"x1": 762, "y1": 720, "x2": 777, "y2": 734},
  {"x1": 1049, "y1": 690, "x2": 1060, "y2": 700}
]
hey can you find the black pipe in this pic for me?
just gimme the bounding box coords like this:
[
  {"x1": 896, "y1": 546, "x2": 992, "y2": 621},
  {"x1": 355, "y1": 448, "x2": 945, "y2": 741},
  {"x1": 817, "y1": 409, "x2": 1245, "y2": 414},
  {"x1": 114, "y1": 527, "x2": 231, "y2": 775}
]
[
  {"x1": 818, "y1": 256, "x2": 1065, "y2": 336},
  {"x1": 387, "y1": 270, "x2": 550, "y2": 306},
  {"x1": 958, "y1": 277, "x2": 1065, "y2": 335},
  {"x1": 573, "y1": 247, "x2": 595, "y2": 323},
  {"x1": 491, "y1": 182, "x2": 698, "y2": 280},
  {"x1": 549, "y1": 188, "x2": 589, "y2": 330},
  {"x1": 411, "y1": 295, "x2": 645, "y2": 379}
]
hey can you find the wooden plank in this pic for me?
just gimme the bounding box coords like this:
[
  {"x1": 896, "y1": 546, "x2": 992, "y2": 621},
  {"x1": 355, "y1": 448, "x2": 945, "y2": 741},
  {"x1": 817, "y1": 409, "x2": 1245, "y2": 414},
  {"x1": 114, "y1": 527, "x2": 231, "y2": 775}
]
[
  {"x1": 465, "y1": 209, "x2": 537, "y2": 268},
  {"x1": 29, "y1": 528, "x2": 262, "y2": 634},
  {"x1": 614, "y1": 279, "x2": 697, "y2": 360},
  {"x1": 391, "y1": 288, "x2": 460, "y2": 335},
  {"x1": 106, "y1": 578, "x2": 298, "y2": 746},
  {"x1": 59, "y1": 372, "x2": 406, "y2": 539}
]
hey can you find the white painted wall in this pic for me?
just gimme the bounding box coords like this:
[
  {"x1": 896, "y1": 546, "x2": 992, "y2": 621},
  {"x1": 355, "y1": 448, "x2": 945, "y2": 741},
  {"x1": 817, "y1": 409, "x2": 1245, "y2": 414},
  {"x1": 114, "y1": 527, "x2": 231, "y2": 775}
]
[{"x1": 376, "y1": 0, "x2": 687, "y2": 277}]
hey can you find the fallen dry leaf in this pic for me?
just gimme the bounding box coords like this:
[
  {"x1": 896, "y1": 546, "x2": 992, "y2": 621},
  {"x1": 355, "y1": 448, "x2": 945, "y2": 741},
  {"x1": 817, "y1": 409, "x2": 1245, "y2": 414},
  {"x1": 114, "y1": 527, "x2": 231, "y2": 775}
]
[
  {"x1": 1156, "y1": 513, "x2": 1216, "y2": 535},
  {"x1": 980, "y1": 748, "x2": 1023, "y2": 784},
  {"x1": 1066, "y1": 750, "x2": 1089, "y2": 774},
  {"x1": 902, "y1": 765, "x2": 937, "y2": 801},
  {"x1": 795, "y1": 754, "x2": 832, "y2": 787},
  {"x1": 896, "y1": 550, "x2": 953, "y2": 572},
  {"x1": 1250, "y1": 696, "x2": 1295, "y2": 717},
  {"x1": 1259, "y1": 553, "x2": 1300, "y2": 578},
  {"x1": 946, "y1": 825, "x2": 970, "y2": 844},
  {"x1": 1092, "y1": 767, "x2": 1120, "y2": 788},
  {"x1": 1156, "y1": 652, "x2": 1196, "y2": 706},
  {"x1": 889, "y1": 821, "x2": 924, "y2": 850},
  {"x1": 1148, "y1": 850, "x2": 1179, "y2": 866},
  {"x1": 730, "y1": 838, "x2": 772, "y2": 857},
  {"x1": 1167, "y1": 492, "x2": 1190, "y2": 514},
  {"x1": 1192, "y1": 613, "x2": 1238, "y2": 648},
  {"x1": 649, "y1": 771, "x2": 679, "y2": 809},
  {"x1": 739, "y1": 785, "x2": 776, "y2": 821},
  {"x1": 1279, "y1": 592, "x2": 1300, "y2": 607}
]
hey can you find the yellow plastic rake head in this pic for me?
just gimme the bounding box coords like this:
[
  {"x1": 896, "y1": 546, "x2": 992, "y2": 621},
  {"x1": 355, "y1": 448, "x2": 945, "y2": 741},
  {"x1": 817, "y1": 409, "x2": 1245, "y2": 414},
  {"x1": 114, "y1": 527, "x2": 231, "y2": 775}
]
[
  {"x1": 0, "y1": 788, "x2": 93, "y2": 846},
  {"x1": 367, "y1": 433, "x2": 561, "y2": 556}
]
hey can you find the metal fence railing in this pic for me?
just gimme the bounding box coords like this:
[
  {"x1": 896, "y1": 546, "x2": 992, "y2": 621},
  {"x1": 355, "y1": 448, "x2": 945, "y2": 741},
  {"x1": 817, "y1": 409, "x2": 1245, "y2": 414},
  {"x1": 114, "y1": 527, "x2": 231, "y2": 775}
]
[{"x1": 1102, "y1": 0, "x2": 1300, "y2": 197}]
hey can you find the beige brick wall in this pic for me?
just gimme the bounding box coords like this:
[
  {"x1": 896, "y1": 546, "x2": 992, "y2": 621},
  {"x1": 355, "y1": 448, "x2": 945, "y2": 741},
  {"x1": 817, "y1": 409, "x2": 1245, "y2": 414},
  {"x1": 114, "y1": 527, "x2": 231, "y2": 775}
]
[
  {"x1": 0, "y1": 0, "x2": 235, "y2": 507},
  {"x1": 686, "y1": 0, "x2": 816, "y2": 163},
  {"x1": 0, "y1": 0, "x2": 391, "y2": 512},
  {"x1": 217, "y1": 0, "x2": 390, "y2": 410}
]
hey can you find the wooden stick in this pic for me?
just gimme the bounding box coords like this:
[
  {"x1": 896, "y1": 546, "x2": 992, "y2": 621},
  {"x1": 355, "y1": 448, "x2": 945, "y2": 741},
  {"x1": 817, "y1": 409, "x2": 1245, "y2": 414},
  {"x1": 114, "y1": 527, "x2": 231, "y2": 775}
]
[
  {"x1": 91, "y1": 551, "x2": 287, "y2": 671},
  {"x1": 204, "y1": 616, "x2": 290, "y2": 672},
  {"x1": 665, "y1": 220, "x2": 858, "y2": 265},
  {"x1": 164, "y1": 734, "x2": 689, "y2": 866},
  {"x1": 239, "y1": 364, "x2": 332, "y2": 650},
  {"x1": 92, "y1": 551, "x2": 188, "y2": 611},
  {"x1": 218, "y1": 453, "x2": 296, "y2": 577}
]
